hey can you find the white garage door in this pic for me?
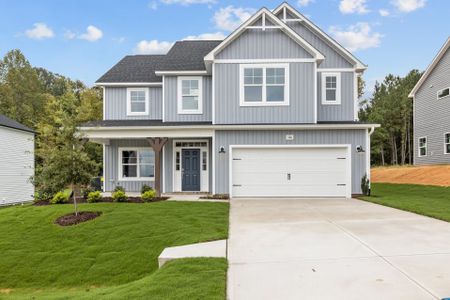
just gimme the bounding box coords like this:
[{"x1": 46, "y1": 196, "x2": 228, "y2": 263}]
[{"x1": 231, "y1": 146, "x2": 351, "y2": 198}]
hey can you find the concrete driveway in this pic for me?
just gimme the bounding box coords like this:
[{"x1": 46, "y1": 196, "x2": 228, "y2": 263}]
[{"x1": 227, "y1": 198, "x2": 450, "y2": 300}]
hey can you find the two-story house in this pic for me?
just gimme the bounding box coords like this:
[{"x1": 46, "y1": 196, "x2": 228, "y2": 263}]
[
  {"x1": 409, "y1": 37, "x2": 450, "y2": 165},
  {"x1": 80, "y1": 3, "x2": 379, "y2": 198}
]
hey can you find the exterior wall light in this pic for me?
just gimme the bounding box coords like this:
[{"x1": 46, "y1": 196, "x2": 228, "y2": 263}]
[{"x1": 219, "y1": 146, "x2": 226, "y2": 154}]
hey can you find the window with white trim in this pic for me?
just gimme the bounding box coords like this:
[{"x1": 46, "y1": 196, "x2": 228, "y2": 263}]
[
  {"x1": 126, "y1": 88, "x2": 149, "y2": 115},
  {"x1": 178, "y1": 77, "x2": 203, "y2": 114},
  {"x1": 445, "y1": 133, "x2": 450, "y2": 154},
  {"x1": 119, "y1": 148, "x2": 154, "y2": 180},
  {"x1": 321, "y1": 73, "x2": 341, "y2": 105},
  {"x1": 240, "y1": 64, "x2": 289, "y2": 106},
  {"x1": 437, "y1": 87, "x2": 450, "y2": 100},
  {"x1": 418, "y1": 137, "x2": 427, "y2": 157}
]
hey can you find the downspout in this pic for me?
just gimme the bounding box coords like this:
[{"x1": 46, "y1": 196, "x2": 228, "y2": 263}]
[{"x1": 367, "y1": 126, "x2": 375, "y2": 195}]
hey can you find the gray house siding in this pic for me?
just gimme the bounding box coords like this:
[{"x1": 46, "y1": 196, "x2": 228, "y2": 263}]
[
  {"x1": 216, "y1": 29, "x2": 313, "y2": 60},
  {"x1": 214, "y1": 129, "x2": 368, "y2": 195},
  {"x1": 214, "y1": 62, "x2": 315, "y2": 124},
  {"x1": 317, "y1": 71, "x2": 356, "y2": 121},
  {"x1": 104, "y1": 87, "x2": 162, "y2": 120},
  {"x1": 414, "y1": 47, "x2": 450, "y2": 165},
  {"x1": 288, "y1": 23, "x2": 354, "y2": 69},
  {"x1": 163, "y1": 76, "x2": 212, "y2": 122}
]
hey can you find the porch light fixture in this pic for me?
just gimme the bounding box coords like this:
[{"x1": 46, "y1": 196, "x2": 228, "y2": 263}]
[
  {"x1": 219, "y1": 146, "x2": 226, "y2": 154},
  {"x1": 356, "y1": 145, "x2": 365, "y2": 153}
]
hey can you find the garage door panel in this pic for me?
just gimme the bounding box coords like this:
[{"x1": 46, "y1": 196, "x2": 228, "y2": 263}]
[{"x1": 231, "y1": 147, "x2": 350, "y2": 198}]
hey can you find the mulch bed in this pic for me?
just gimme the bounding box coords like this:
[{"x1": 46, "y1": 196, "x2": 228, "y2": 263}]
[
  {"x1": 33, "y1": 200, "x2": 50, "y2": 206},
  {"x1": 55, "y1": 211, "x2": 102, "y2": 226},
  {"x1": 101, "y1": 197, "x2": 169, "y2": 203},
  {"x1": 199, "y1": 194, "x2": 230, "y2": 200}
]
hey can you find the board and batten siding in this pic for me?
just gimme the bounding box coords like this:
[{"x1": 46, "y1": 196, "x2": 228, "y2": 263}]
[
  {"x1": 214, "y1": 129, "x2": 367, "y2": 195},
  {"x1": 163, "y1": 76, "x2": 212, "y2": 122},
  {"x1": 104, "y1": 87, "x2": 162, "y2": 120},
  {"x1": 317, "y1": 71, "x2": 356, "y2": 121},
  {"x1": 414, "y1": 47, "x2": 450, "y2": 165},
  {"x1": 216, "y1": 28, "x2": 313, "y2": 60},
  {"x1": 214, "y1": 62, "x2": 315, "y2": 124},
  {"x1": 0, "y1": 127, "x2": 34, "y2": 205}
]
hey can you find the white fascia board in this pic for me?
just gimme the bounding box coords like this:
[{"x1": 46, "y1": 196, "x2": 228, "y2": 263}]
[
  {"x1": 204, "y1": 7, "x2": 324, "y2": 62},
  {"x1": 154, "y1": 70, "x2": 208, "y2": 76},
  {"x1": 409, "y1": 37, "x2": 450, "y2": 98},
  {"x1": 273, "y1": 3, "x2": 367, "y2": 71},
  {"x1": 95, "y1": 82, "x2": 162, "y2": 87}
]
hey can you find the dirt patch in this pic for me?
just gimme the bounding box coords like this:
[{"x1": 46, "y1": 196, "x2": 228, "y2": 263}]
[
  {"x1": 0, "y1": 289, "x2": 13, "y2": 295},
  {"x1": 33, "y1": 200, "x2": 50, "y2": 206},
  {"x1": 372, "y1": 165, "x2": 450, "y2": 187},
  {"x1": 200, "y1": 194, "x2": 230, "y2": 200},
  {"x1": 55, "y1": 211, "x2": 102, "y2": 226}
]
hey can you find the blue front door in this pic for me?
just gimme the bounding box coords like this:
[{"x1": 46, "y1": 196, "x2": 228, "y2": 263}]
[{"x1": 182, "y1": 149, "x2": 200, "y2": 191}]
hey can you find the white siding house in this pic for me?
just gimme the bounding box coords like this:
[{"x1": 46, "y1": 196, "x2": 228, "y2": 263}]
[{"x1": 0, "y1": 115, "x2": 35, "y2": 205}]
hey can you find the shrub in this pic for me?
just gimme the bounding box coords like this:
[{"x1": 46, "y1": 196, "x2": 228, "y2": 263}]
[
  {"x1": 361, "y1": 173, "x2": 370, "y2": 196},
  {"x1": 112, "y1": 190, "x2": 127, "y2": 202},
  {"x1": 50, "y1": 189, "x2": 72, "y2": 204},
  {"x1": 87, "y1": 191, "x2": 102, "y2": 203},
  {"x1": 82, "y1": 187, "x2": 94, "y2": 200},
  {"x1": 141, "y1": 189, "x2": 156, "y2": 202},
  {"x1": 114, "y1": 186, "x2": 125, "y2": 192},
  {"x1": 34, "y1": 191, "x2": 51, "y2": 202},
  {"x1": 141, "y1": 184, "x2": 153, "y2": 194}
]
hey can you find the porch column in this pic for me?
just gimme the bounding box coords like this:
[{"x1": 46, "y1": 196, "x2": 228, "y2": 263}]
[{"x1": 147, "y1": 137, "x2": 168, "y2": 197}]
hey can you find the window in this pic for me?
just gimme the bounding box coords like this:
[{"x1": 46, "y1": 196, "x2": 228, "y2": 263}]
[
  {"x1": 445, "y1": 133, "x2": 450, "y2": 154},
  {"x1": 176, "y1": 151, "x2": 180, "y2": 171},
  {"x1": 437, "y1": 87, "x2": 450, "y2": 100},
  {"x1": 240, "y1": 64, "x2": 289, "y2": 106},
  {"x1": 126, "y1": 88, "x2": 149, "y2": 116},
  {"x1": 202, "y1": 151, "x2": 207, "y2": 171},
  {"x1": 119, "y1": 148, "x2": 154, "y2": 180},
  {"x1": 178, "y1": 77, "x2": 203, "y2": 114},
  {"x1": 418, "y1": 137, "x2": 427, "y2": 157},
  {"x1": 321, "y1": 73, "x2": 341, "y2": 105}
]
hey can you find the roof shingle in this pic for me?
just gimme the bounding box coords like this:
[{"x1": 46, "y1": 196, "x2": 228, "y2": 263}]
[{"x1": 0, "y1": 114, "x2": 35, "y2": 133}]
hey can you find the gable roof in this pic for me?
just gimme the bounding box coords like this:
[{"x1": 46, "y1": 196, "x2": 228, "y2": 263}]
[
  {"x1": 0, "y1": 114, "x2": 34, "y2": 134},
  {"x1": 409, "y1": 36, "x2": 450, "y2": 98},
  {"x1": 204, "y1": 7, "x2": 324, "y2": 62},
  {"x1": 273, "y1": 2, "x2": 367, "y2": 71}
]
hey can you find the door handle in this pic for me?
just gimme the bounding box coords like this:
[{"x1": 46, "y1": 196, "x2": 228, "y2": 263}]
[{"x1": 287, "y1": 173, "x2": 291, "y2": 180}]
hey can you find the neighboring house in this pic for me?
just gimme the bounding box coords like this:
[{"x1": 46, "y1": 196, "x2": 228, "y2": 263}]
[
  {"x1": 80, "y1": 3, "x2": 379, "y2": 198},
  {"x1": 409, "y1": 37, "x2": 450, "y2": 165},
  {"x1": 0, "y1": 114, "x2": 35, "y2": 205}
]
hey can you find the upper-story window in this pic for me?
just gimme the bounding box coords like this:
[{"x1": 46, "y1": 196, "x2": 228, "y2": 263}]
[
  {"x1": 126, "y1": 88, "x2": 149, "y2": 116},
  {"x1": 321, "y1": 73, "x2": 341, "y2": 105},
  {"x1": 240, "y1": 64, "x2": 289, "y2": 106},
  {"x1": 437, "y1": 87, "x2": 449, "y2": 100},
  {"x1": 177, "y1": 77, "x2": 203, "y2": 114},
  {"x1": 445, "y1": 133, "x2": 450, "y2": 154},
  {"x1": 418, "y1": 137, "x2": 427, "y2": 157}
]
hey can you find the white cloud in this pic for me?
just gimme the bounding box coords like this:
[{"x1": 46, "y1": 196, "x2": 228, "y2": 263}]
[
  {"x1": 379, "y1": 9, "x2": 390, "y2": 16},
  {"x1": 112, "y1": 37, "x2": 126, "y2": 43},
  {"x1": 297, "y1": 0, "x2": 314, "y2": 7},
  {"x1": 160, "y1": 0, "x2": 216, "y2": 5},
  {"x1": 78, "y1": 25, "x2": 103, "y2": 42},
  {"x1": 63, "y1": 30, "x2": 76, "y2": 39},
  {"x1": 134, "y1": 40, "x2": 173, "y2": 54},
  {"x1": 329, "y1": 23, "x2": 382, "y2": 52},
  {"x1": 213, "y1": 6, "x2": 256, "y2": 32},
  {"x1": 25, "y1": 23, "x2": 54, "y2": 40},
  {"x1": 183, "y1": 32, "x2": 226, "y2": 40},
  {"x1": 339, "y1": 0, "x2": 369, "y2": 14},
  {"x1": 391, "y1": 0, "x2": 426, "y2": 12},
  {"x1": 148, "y1": 1, "x2": 158, "y2": 10}
]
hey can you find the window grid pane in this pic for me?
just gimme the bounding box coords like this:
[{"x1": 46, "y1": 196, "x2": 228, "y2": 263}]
[
  {"x1": 181, "y1": 79, "x2": 200, "y2": 110},
  {"x1": 243, "y1": 67, "x2": 285, "y2": 103},
  {"x1": 130, "y1": 90, "x2": 146, "y2": 113},
  {"x1": 325, "y1": 76, "x2": 337, "y2": 102},
  {"x1": 121, "y1": 149, "x2": 155, "y2": 178}
]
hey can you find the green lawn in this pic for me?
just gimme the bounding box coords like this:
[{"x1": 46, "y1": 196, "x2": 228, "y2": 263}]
[
  {"x1": 361, "y1": 183, "x2": 450, "y2": 222},
  {"x1": 0, "y1": 201, "x2": 229, "y2": 299}
]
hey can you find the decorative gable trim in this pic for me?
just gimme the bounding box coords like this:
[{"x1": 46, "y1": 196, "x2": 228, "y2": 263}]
[
  {"x1": 204, "y1": 8, "x2": 324, "y2": 63},
  {"x1": 273, "y1": 2, "x2": 367, "y2": 72},
  {"x1": 409, "y1": 37, "x2": 450, "y2": 98}
]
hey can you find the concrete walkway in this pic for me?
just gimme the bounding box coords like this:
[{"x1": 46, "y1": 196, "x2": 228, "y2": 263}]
[
  {"x1": 227, "y1": 198, "x2": 450, "y2": 300},
  {"x1": 158, "y1": 240, "x2": 226, "y2": 267}
]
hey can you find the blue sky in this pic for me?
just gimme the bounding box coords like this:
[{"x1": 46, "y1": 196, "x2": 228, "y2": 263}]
[{"x1": 0, "y1": 0, "x2": 447, "y2": 96}]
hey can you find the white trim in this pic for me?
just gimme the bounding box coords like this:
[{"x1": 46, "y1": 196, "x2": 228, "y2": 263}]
[
  {"x1": 437, "y1": 87, "x2": 450, "y2": 100},
  {"x1": 126, "y1": 87, "x2": 149, "y2": 116},
  {"x1": 102, "y1": 143, "x2": 106, "y2": 192},
  {"x1": 214, "y1": 58, "x2": 315, "y2": 64},
  {"x1": 118, "y1": 147, "x2": 155, "y2": 181},
  {"x1": 318, "y1": 68, "x2": 356, "y2": 72},
  {"x1": 409, "y1": 37, "x2": 450, "y2": 97},
  {"x1": 162, "y1": 144, "x2": 166, "y2": 193},
  {"x1": 95, "y1": 82, "x2": 162, "y2": 87},
  {"x1": 354, "y1": 72, "x2": 359, "y2": 121},
  {"x1": 273, "y1": 2, "x2": 366, "y2": 71},
  {"x1": 212, "y1": 63, "x2": 216, "y2": 124},
  {"x1": 212, "y1": 132, "x2": 216, "y2": 194},
  {"x1": 228, "y1": 144, "x2": 352, "y2": 199},
  {"x1": 177, "y1": 76, "x2": 203, "y2": 114},
  {"x1": 102, "y1": 86, "x2": 106, "y2": 120},
  {"x1": 418, "y1": 136, "x2": 427, "y2": 157},
  {"x1": 239, "y1": 63, "x2": 290, "y2": 107},
  {"x1": 321, "y1": 72, "x2": 341, "y2": 105},
  {"x1": 204, "y1": 8, "x2": 324, "y2": 62},
  {"x1": 444, "y1": 132, "x2": 450, "y2": 155},
  {"x1": 162, "y1": 76, "x2": 165, "y2": 122},
  {"x1": 155, "y1": 70, "x2": 208, "y2": 76},
  {"x1": 313, "y1": 62, "x2": 317, "y2": 123}
]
